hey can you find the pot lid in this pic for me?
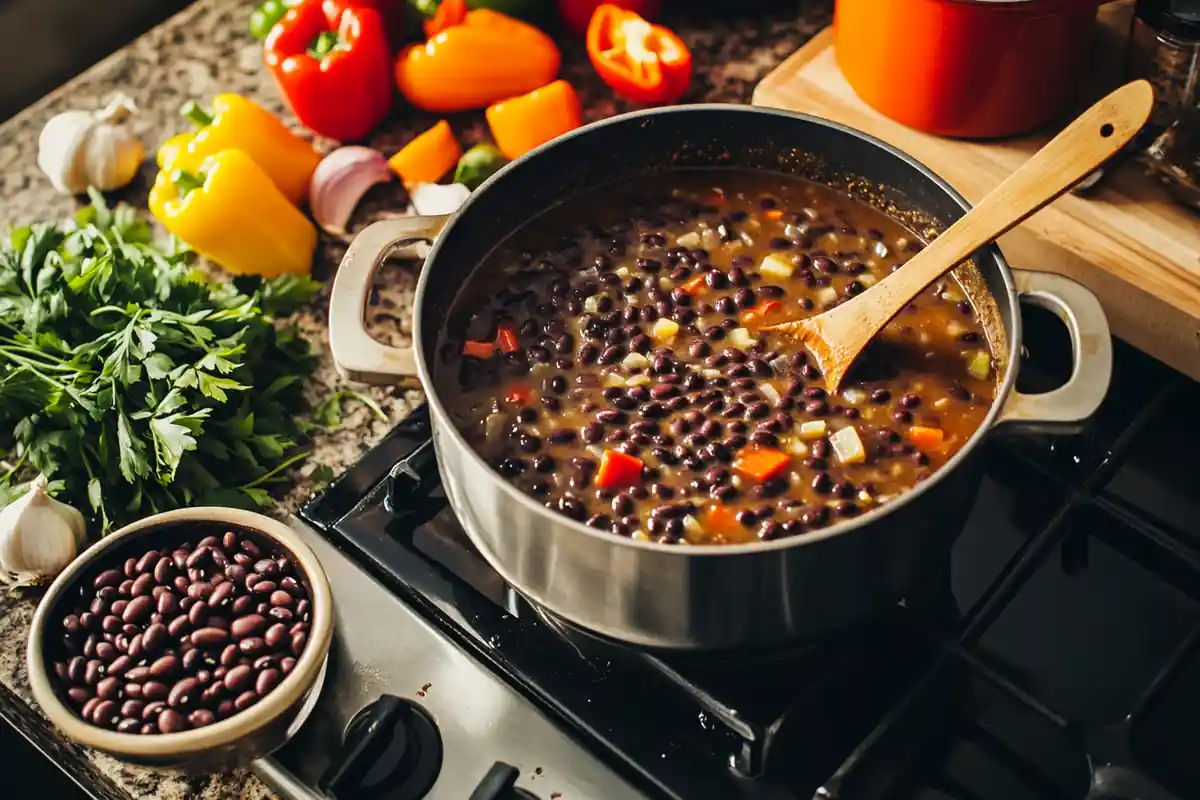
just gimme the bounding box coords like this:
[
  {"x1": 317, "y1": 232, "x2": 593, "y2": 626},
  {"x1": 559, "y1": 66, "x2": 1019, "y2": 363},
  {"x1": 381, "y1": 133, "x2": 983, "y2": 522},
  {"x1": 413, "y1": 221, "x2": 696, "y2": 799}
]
[{"x1": 1137, "y1": 0, "x2": 1200, "y2": 40}]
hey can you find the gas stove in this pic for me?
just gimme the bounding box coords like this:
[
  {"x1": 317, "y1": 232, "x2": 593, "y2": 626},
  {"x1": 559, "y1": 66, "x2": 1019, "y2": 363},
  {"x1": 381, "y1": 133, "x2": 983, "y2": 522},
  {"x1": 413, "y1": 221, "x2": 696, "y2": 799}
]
[{"x1": 253, "y1": 305, "x2": 1200, "y2": 800}]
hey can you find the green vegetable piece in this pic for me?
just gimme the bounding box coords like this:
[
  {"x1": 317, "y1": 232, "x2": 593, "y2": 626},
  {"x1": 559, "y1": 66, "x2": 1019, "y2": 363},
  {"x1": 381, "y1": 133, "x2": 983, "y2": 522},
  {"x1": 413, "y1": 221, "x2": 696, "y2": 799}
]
[
  {"x1": 453, "y1": 144, "x2": 507, "y2": 190},
  {"x1": 249, "y1": 0, "x2": 292, "y2": 40}
]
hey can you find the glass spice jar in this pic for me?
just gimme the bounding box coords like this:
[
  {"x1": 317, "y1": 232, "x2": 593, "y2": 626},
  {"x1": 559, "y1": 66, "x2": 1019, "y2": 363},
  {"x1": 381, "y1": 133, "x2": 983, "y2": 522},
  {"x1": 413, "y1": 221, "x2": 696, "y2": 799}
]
[
  {"x1": 1146, "y1": 106, "x2": 1200, "y2": 210},
  {"x1": 1127, "y1": 0, "x2": 1200, "y2": 128}
]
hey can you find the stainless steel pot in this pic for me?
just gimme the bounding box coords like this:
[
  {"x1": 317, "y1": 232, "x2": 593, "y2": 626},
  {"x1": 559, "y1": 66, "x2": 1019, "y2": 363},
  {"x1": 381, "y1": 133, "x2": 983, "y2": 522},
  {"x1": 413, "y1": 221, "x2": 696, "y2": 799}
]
[{"x1": 328, "y1": 105, "x2": 1112, "y2": 650}]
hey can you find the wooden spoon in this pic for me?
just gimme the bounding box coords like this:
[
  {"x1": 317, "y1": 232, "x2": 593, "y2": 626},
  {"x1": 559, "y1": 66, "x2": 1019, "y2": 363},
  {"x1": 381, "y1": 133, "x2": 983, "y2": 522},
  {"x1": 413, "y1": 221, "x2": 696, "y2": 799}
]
[{"x1": 766, "y1": 80, "x2": 1154, "y2": 393}]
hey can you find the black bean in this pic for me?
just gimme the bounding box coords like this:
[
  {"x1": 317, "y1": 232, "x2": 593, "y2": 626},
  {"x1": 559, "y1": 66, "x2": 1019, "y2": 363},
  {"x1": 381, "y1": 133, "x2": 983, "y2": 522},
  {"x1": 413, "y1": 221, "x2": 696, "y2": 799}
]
[
  {"x1": 900, "y1": 393, "x2": 921, "y2": 409},
  {"x1": 870, "y1": 388, "x2": 891, "y2": 404},
  {"x1": 893, "y1": 410, "x2": 913, "y2": 424},
  {"x1": 804, "y1": 401, "x2": 828, "y2": 416}
]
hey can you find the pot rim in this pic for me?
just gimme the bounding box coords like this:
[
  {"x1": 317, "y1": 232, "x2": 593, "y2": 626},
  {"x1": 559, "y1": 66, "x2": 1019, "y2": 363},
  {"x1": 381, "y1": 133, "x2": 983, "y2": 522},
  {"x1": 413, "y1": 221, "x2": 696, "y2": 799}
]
[
  {"x1": 26, "y1": 507, "x2": 334, "y2": 759},
  {"x1": 413, "y1": 103, "x2": 1022, "y2": 557}
]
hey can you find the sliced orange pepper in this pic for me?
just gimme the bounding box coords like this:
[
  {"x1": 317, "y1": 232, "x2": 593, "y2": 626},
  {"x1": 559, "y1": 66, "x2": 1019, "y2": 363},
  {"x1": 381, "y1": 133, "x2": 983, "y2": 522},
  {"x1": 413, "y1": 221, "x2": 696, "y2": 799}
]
[
  {"x1": 764, "y1": 209, "x2": 784, "y2": 221},
  {"x1": 495, "y1": 325, "x2": 519, "y2": 353},
  {"x1": 485, "y1": 80, "x2": 582, "y2": 161},
  {"x1": 732, "y1": 445, "x2": 791, "y2": 483},
  {"x1": 462, "y1": 340, "x2": 495, "y2": 359},
  {"x1": 905, "y1": 426, "x2": 946, "y2": 452},
  {"x1": 387, "y1": 119, "x2": 463, "y2": 186},
  {"x1": 504, "y1": 384, "x2": 533, "y2": 406},
  {"x1": 595, "y1": 449, "x2": 644, "y2": 488},
  {"x1": 680, "y1": 274, "x2": 708, "y2": 295},
  {"x1": 422, "y1": 0, "x2": 467, "y2": 37},
  {"x1": 740, "y1": 301, "x2": 782, "y2": 326}
]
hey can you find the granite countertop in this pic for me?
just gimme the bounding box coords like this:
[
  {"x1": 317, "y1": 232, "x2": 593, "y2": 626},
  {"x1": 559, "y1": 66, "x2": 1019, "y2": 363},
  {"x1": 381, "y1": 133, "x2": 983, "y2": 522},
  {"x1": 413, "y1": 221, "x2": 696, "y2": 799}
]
[{"x1": 0, "y1": 1, "x2": 829, "y2": 796}]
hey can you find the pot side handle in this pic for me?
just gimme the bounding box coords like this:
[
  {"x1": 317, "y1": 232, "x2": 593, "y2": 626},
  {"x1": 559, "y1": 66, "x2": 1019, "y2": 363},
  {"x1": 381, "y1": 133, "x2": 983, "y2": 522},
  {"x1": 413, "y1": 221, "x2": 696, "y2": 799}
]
[
  {"x1": 996, "y1": 269, "x2": 1113, "y2": 435},
  {"x1": 328, "y1": 215, "x2": 451, "y2": 384}
]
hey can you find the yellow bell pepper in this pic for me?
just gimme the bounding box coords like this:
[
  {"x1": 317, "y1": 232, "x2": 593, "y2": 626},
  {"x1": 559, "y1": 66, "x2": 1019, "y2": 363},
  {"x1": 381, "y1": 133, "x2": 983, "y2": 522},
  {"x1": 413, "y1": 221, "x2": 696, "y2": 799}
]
[
  {"x1": 149, "y1": 149, "x2": 317, "y2": 278},
  {"x1": 156, "y1": 94, "x2": 321, "y2": 207}
]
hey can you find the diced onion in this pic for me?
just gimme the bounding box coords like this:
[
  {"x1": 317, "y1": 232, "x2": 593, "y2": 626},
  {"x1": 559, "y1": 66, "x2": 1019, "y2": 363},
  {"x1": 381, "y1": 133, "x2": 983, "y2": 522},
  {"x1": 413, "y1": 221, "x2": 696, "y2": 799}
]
[
  {"x1": 626, "y1": 374, "x2": 651, "y2": 387},
  {"x1": 829, "y1": 426, "x2": 866, "y2": 464},
  {"x1": 815, "y1": 286, "x2": 838, "y2": 307},
  {"x1": 484, "y1": 412, "x2": 509, "y2": 444},
  {"x1": 603, "y1": 372, "x2": 628, "y2": 388},
  {"x1": 933, "y1": 397, "x2": 951, "y2": 410},
  {"x1": 702, "y1": 368, "x2": 723, "y2": 379},
  {"x1": 760, "y1": 383, "x2": 781, "y2": 405},
  {"x1": 651, "y1": 318, "x2": 680, "y2": 341},
  {"x1": 784, "y1": 437, "x2": 809, "y2": 456},
  {"x1": 623, "y1": 352, "x2": 650, "y2": 370},
  {"x1": 872, "y1": 241, "x2": 890, "y2": 258},
  {"x1": 966, "y1": 350, "x2": 991, "y2": 380},
  {"x1": 587, "y1": 445, "x2": 607, "y2": 459},
  {"x1": 616, "y1": 266, "x2": 631, "y2": 280},
  {"x1": 842, "y1": 388, "x2": 865, "y2": 405},
  {"x1": 798, "y1": 420, "x2": 827, "y2": 439},
  {"x1": 859, "y1": 273, "x2": 879, "y2": 288},
  {"x1": 682, "y1": 515, "x2": 702, "y2": 535},
  {"x1": 583, "y1": 295, "x2": 601, "y2": 314},
  {"x1": 676, "y1": 231, "x2": 701, "y2": 248},
  {"x1": 857, "y1": 489, "x2": 874, "y2": 504},
  {"x1": 728, "y1": 327, "x2": 755, "y2": 348},
  {"x1": 759, "y1": 253, "x2": 795, "y2": 280}
]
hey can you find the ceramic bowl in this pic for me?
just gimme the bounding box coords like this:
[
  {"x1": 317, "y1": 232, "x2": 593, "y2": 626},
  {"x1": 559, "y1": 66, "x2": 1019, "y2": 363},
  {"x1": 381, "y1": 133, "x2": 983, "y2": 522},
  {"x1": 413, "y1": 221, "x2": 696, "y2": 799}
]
[{"x1": 27, "y1": 507, "x2": 333, "y2": 773}]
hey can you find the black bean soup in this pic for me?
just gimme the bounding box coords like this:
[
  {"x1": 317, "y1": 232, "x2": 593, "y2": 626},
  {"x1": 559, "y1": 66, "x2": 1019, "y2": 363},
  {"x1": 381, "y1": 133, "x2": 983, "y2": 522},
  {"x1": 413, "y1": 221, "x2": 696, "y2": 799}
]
[
  {"x1": 437, "y1": 171, "x2": 996, "y2": 546},
  {"x1": 48, "y1": 525, "x2": 312, "y2": 735}
]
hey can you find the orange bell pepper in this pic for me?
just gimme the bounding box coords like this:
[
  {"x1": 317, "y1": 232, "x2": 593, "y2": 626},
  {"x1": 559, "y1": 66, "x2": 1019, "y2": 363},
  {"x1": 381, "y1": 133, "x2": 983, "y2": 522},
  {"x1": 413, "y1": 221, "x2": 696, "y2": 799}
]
[
  {"x1": 462, "y1": 340, "x2": 495, "y2": 359},
  {"x1": 422, "y1": 0, "x2": 467, "y2": 36},
  {"x1": 905, "y1": 426, "x2": 946, "y2": 452},
  {"x1": 680, "y1": 274, "x2": 707, "y2": 295},
  {"x1": 586, "y1": 3, "x2": 692, "y2": 105},
  {"x1": 485, "y1": 80, "x2": 582, "y2": 161},
  {"x1": 732, "y1": 446, "x2": 790, "y2": 483},
  {"x1": 740, "y1": 301, "x2": 782, "y2": 326},
  {"x1": 394, "y1": 9, "x2": 561, "y2": 113},
  {"x1": 704, "y1": 503, "x2": 742, "y2": 537},
  {"x1": 387, "y1": 120, "x2": 462, "y2": 186}
]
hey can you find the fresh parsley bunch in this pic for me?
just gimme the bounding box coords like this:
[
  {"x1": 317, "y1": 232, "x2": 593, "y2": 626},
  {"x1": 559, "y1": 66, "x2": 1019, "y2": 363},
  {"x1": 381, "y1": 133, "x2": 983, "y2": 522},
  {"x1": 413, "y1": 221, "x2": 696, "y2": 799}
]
[{"x1": 0, "y1": 193, "x2": 324, "y2": 533}]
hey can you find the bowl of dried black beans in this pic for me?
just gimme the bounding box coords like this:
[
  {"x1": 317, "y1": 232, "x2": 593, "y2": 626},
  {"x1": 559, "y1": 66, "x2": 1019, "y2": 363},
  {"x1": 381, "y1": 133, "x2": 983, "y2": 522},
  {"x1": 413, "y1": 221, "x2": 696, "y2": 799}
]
[{"x1": 26, "y1": 507, "x2": 333, "y2": 772}]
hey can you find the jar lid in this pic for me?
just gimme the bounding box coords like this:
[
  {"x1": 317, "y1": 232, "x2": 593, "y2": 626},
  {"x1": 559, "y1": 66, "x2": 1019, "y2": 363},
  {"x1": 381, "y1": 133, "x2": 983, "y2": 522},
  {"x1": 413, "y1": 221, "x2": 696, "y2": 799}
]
[{"x1": 1137, "y1": 0, "x2": 1200, "y2": 40}]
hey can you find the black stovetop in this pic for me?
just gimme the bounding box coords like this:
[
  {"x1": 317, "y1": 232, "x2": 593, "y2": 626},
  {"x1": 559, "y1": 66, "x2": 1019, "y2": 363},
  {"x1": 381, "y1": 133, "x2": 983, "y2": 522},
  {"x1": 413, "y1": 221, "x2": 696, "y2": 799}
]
[{"x1": 301, "y1": 304, "x2": 1200, "y2": 800}]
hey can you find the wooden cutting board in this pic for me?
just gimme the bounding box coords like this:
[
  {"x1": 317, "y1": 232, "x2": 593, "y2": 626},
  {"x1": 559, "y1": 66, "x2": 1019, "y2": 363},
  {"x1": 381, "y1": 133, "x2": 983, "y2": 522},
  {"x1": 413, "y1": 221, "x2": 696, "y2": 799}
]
[{"x1": 752, "y1": 1, "x2": 1200, "y2": 381}]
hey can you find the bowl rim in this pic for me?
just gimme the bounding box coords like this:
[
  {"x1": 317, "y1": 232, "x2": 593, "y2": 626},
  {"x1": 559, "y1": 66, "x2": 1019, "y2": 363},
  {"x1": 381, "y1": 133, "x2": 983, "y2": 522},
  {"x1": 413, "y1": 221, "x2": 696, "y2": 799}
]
[{"x1": 26, "y1": 506, "x2": 334, "y2": 759}]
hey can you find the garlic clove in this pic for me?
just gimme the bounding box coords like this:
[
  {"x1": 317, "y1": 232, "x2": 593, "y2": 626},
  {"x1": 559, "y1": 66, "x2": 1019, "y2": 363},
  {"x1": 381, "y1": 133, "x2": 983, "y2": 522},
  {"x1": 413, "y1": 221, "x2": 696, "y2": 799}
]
[{"x1": 0, "y1": 474, "x2": 86, "y2": 587}]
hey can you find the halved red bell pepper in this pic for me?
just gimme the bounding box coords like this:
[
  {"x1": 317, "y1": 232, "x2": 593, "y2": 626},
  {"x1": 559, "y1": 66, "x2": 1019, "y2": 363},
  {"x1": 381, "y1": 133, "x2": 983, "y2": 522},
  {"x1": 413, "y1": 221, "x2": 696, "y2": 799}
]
[
  {"x1": 586, "y1": 3, "x2": 691, "y2": 105},
  {"x1": 558, "y1": 0, "x2": 660, "y2": 38},
  {"x1": 264, "y1": 0, "x2": 394, "y2": 142}
]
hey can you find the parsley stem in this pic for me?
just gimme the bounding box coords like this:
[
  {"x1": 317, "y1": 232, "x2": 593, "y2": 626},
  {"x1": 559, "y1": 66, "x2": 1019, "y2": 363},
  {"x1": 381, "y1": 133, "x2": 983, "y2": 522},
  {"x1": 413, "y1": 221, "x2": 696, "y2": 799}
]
[
  {"x1": 242, "y1": 450, "x2": 310, "y2": 490},
  {"x1": 1, "y1": 452, "x2": 27, "y2": 481},
  {"x1": 0, "y1": 347, "x2": 83, "y2": 374}
]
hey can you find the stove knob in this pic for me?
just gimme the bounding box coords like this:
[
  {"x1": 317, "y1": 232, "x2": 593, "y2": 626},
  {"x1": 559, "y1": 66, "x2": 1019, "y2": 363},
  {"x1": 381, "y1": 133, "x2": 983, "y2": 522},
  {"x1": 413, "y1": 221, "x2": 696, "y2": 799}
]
[
  {"x1": 468, "y1": 762, "x2": 541, "y2": 800},
  {"x1": 319, "y1": 695, "x2": 443, "y2": 800}
]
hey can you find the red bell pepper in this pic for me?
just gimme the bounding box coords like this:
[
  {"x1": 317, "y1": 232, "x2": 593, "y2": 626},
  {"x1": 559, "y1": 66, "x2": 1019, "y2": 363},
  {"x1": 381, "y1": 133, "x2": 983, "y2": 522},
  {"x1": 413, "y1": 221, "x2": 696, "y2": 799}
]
[
  {"x1": 596, "y1": 449, "x2": 644, "y2": 489},
  {"x1": 586, "y1": 3, "x2": 691, "y2": 105},
  {"x1": 264, "y1": 0, "x2": 394, "y2": 142},
  {"x1": 558, "y1": 0, "x2": 659, "y2": 38}
]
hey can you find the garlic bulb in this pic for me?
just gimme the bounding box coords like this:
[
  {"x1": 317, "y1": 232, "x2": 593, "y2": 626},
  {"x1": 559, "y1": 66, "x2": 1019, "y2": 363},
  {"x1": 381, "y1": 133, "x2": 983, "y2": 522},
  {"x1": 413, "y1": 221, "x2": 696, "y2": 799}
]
[
  {"x1": 37, "y1": 94, "x2": 145, "y2": 195},
  {"x1": 0, "y1": 475, "x2": 87, "y2": 587}
]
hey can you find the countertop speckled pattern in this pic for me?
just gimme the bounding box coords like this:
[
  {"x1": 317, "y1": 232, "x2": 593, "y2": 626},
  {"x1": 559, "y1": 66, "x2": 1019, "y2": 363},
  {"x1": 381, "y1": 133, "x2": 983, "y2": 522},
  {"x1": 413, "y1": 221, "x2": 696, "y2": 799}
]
[{"x1": 0, "y1": 1, "x2": 829, "y2": 796}]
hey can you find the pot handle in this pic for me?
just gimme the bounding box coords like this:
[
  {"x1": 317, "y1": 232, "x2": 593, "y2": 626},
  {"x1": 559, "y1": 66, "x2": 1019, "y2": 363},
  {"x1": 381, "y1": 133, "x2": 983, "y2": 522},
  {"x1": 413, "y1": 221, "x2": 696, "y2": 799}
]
[
  {"x1": 996, "y1": 269, "x2": 1112, "y2": 434},
  {"x1": 328, "y1": 214, "x2": 451, "y2": 384}
]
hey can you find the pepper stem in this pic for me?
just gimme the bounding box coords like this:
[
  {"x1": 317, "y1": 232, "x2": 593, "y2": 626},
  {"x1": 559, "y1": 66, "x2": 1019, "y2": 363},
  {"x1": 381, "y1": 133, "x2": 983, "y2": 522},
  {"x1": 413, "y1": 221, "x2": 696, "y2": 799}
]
[
  {"x1": 170, "y1": 169, "x2": 207, "y2": 197},
  {"x1": 411, "y1": 0, "x2": 439, "y2": 18},
  {"x1": 309, "y1": 30, "x2": 339, "y2": 59},
  {"x1": 181, "y1": 101, "x2": 214, "y2": 128}
]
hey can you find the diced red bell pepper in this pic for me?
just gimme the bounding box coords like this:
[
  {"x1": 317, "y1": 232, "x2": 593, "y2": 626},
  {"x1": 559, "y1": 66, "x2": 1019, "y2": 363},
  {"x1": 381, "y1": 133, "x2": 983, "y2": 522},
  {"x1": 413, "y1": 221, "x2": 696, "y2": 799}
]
[
  {"x1": 586, "y1": 4, "x2": 692, "y2": 105},
  {"x1": 595, "y1": 449, "x2": 644, "y2": 488},
  {"x1": 680, "y1": 274, "x2": 708, "y2": 295},
  {"x1": 462, "y1": 340, "x2": 495, "y2": 359},
  {"x1": 740, "y1": 301, "x2": 782, "y2": 326},
  {"x1": 504, "y1": 384, "x2": 533, "y2": 406},
  {"x1": 264, "y1": 0, "x2": 393, "y2": 142},
  {"x1": 495, "y1": 325, "x2": 519, "y2": 354}
]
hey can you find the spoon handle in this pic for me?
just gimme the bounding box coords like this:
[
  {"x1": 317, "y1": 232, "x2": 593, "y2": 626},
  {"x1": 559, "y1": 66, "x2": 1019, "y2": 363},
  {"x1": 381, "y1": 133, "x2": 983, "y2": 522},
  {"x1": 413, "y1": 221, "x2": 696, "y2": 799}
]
[{"x1": 859, "y1": 80, "x2": 1153, "y2": 334}]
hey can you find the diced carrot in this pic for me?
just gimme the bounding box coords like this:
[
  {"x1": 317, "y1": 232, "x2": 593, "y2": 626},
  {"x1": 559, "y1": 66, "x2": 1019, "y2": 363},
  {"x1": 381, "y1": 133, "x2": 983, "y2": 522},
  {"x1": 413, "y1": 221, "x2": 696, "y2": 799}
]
[
  {"x1": 732, "y1": 445, "x2": 791, "y2": 482},
  {"x1": 905, "y1": 426, "x2": 946, "y2": 452},
  {"x1": 595, "y1": 449, "x2": 644, "y2": 489},
  {"x1": 495, "y1": 325, "x2": 519, "y2": 354},
  {"x1": 764, "y1": 209, "x2": 784, "y2": 221},
  {"x1": 680, "y1": 274, "x2": 708, "y2": 295},
  {"x1": 740, "y1": 301, "x2": 782, "y2": 326},
  {"x1": 388, "y1": 120, "x2": 463, "y2": 187},
  {"x1": 704, "y1": 503, "x2": 742, "y2": 537},
  {"x1": 462, "y1": 340, "x2": 495, "y2": 359},
  {"x1": 503, "y1": 385, "x2": 532, "y2": 406}
]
